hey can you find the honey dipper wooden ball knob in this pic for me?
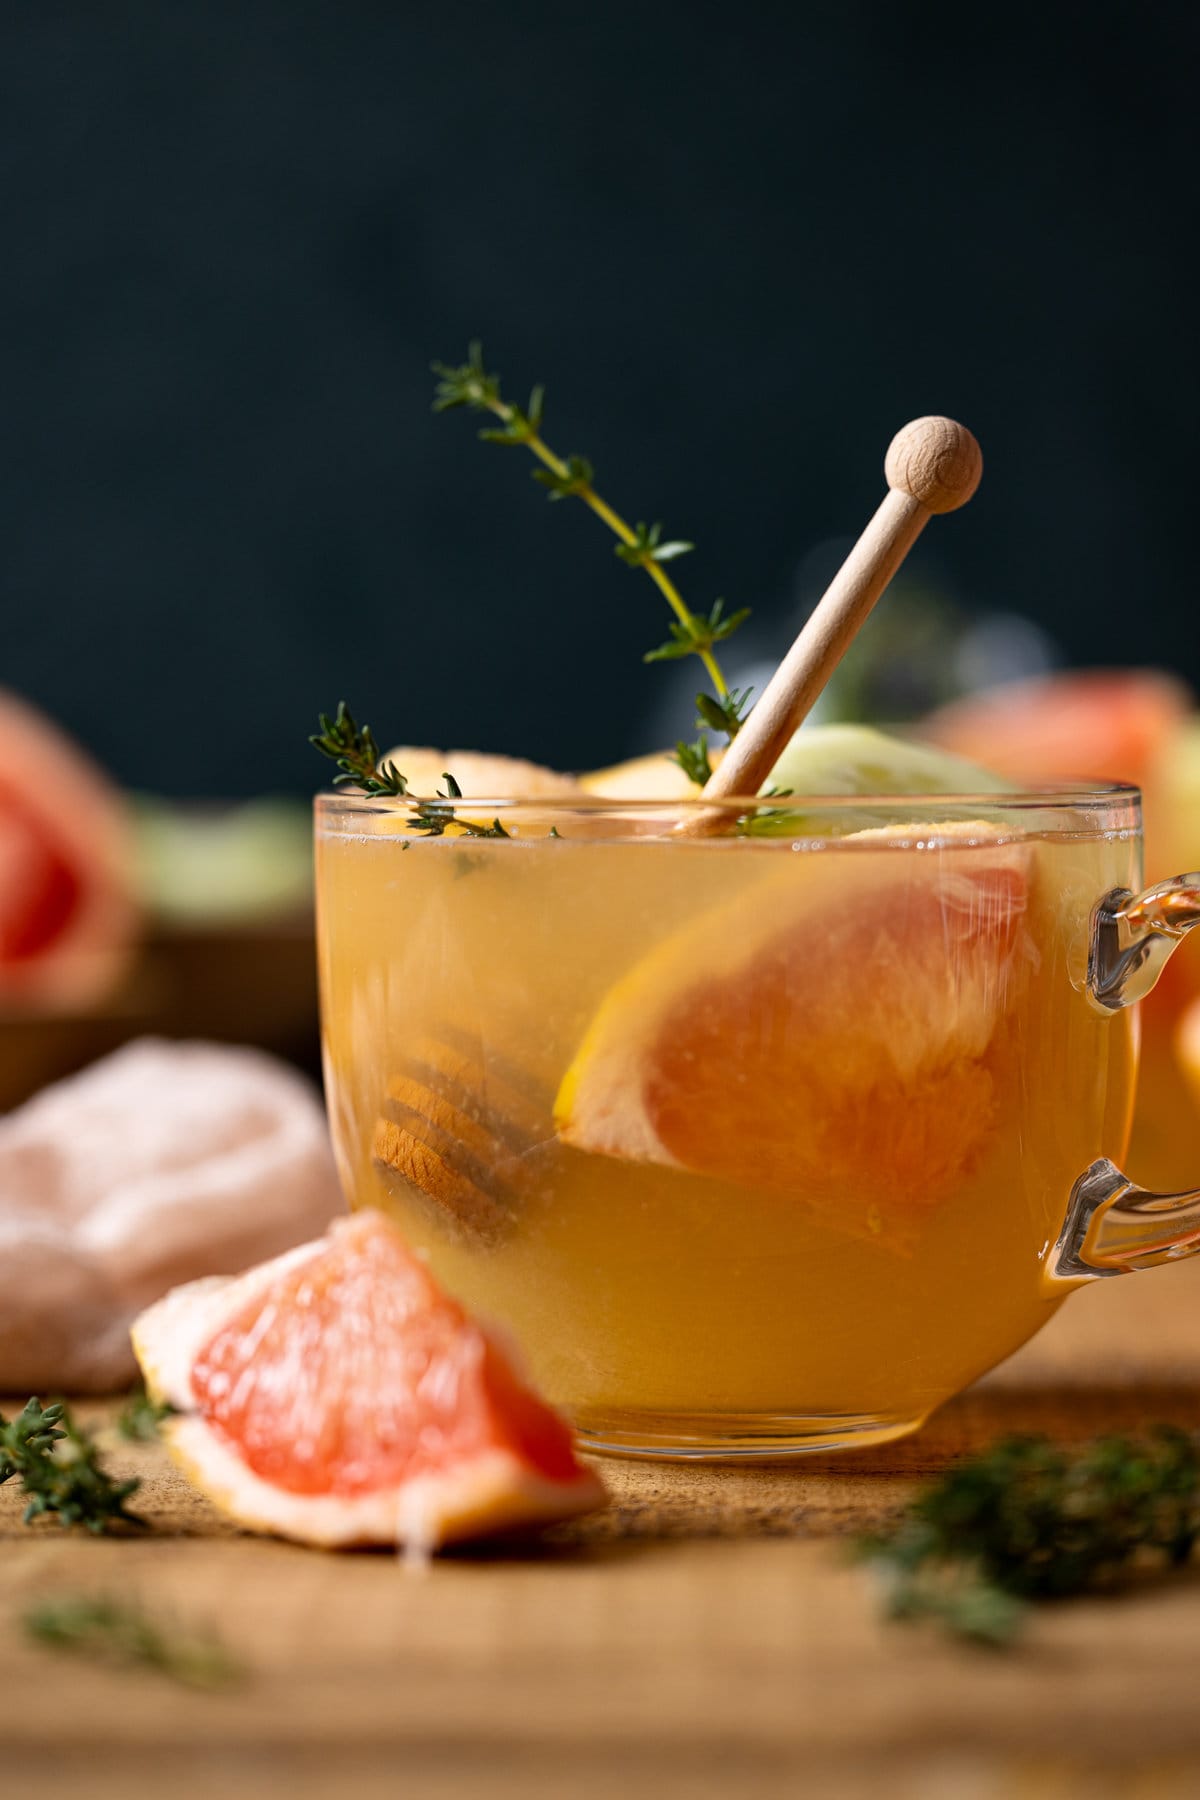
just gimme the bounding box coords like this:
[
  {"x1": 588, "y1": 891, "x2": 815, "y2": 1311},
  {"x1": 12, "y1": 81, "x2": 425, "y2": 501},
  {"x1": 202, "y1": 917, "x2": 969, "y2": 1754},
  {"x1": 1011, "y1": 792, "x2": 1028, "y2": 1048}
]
[{"x1": 884, "y1": 416, "x2": 983, "y2": 514}]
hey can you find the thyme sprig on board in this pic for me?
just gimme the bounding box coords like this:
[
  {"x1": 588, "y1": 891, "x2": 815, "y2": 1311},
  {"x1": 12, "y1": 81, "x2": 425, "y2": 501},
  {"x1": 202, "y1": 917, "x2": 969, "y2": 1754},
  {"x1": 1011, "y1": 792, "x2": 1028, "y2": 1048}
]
[
  {"x1": 311, "y1": 704, "x2": 509, "y2": 838},
  {"x1": 24, "y1": 1595, "x2": 242, "y2": 1689},
  {"x1": 1, "y1": 1398, "x2": 143, "y2": 1533},
  {"x1": 859, "y1": 1429, "x2": 1200, "y2": 1645},
  {"x1": 432, "y1": 342, "x2": 751, "y2": 781}
]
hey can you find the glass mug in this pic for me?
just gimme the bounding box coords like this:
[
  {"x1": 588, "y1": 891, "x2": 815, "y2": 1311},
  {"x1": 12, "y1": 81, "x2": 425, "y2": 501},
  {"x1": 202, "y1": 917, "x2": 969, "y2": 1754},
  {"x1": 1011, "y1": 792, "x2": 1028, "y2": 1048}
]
[{"x1": 315, "y1": 787, "x2": 1200, "y2": 1459}]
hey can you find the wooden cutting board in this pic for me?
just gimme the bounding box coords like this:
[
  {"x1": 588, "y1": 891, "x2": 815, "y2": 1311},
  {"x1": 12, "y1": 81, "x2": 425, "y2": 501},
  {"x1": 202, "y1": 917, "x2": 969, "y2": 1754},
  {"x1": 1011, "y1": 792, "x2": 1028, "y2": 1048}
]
[{"x1": 6, "y1": 1260, "x2": 1200, "y2": 1799}]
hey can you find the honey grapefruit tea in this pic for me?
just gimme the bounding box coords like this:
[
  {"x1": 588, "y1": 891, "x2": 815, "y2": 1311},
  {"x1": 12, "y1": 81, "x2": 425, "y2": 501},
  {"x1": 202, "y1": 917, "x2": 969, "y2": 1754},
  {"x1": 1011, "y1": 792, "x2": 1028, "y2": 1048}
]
[
  {"x1": 312, "y1": 368, "x2": 1200, "y2": 1457},
  {"x1": 316, "y1": 790, "x2": 1143, "y2": 1455}
]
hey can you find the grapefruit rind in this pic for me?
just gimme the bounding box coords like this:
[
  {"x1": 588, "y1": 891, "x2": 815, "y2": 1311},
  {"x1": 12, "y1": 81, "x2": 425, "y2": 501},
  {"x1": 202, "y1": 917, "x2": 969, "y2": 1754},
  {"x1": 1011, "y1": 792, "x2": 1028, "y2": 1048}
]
[
  {"x1": 162, "y1": 1417, "x2": 599, "y2": 1551},
  {"x1": 132, "y1": 1218, "x2": 605, "y2": 1550}
]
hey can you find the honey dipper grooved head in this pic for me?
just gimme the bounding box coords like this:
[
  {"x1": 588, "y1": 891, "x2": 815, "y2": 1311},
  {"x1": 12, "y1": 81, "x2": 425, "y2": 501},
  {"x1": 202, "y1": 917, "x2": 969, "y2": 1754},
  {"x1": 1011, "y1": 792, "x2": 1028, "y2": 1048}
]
[{"x1": 884, "y1": 417, "x2": 982, "y2": 514}]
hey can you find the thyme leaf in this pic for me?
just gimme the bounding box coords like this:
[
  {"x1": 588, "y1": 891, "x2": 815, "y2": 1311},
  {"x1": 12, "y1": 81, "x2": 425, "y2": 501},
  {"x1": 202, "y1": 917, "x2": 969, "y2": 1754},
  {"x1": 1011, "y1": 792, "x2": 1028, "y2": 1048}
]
[
  {"x1": 673, "y1": 736, "x2": 713, "y2": 787},
  {"x1": 644, "y1": 598, "x2": 751, "y2": 664},
  {"x1": 613, "y1": 520, "x2": 694, "y2": 568},
  {"x1": 1, "y1": 1398, "x2": 143, "y2": 1534},
  {"x1": 695, "y1": 687, "x2": 753, "y2": 738},
  {"x1": 531, "y1": 453, "x2": 594, "y2": 500},
  {"x1": 430, "y1": 340, "x2": 502, "y2": 413}
]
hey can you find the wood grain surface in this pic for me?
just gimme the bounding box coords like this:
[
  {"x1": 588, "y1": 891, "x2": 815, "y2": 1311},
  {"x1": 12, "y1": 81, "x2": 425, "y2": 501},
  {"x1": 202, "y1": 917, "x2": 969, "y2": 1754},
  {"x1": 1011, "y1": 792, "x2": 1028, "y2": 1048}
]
[{"x1": 6, "y1": 1260, "x2": 1200, "y2": 1799}]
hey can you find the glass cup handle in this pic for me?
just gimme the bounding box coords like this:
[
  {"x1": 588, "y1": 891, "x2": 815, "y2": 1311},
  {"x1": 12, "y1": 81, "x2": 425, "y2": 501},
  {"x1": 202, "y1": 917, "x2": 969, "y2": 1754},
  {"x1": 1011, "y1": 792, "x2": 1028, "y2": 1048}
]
[
  {"x1": 1087, "y1": 872, "x2": 1200, "y2": 1010},
  {"x1": 1051, "y1": 1159, "x2": 1200, "y2": 1280},
  {"x1": 1048, "y1": 873, "x2": 1200, "y2": 1283}
]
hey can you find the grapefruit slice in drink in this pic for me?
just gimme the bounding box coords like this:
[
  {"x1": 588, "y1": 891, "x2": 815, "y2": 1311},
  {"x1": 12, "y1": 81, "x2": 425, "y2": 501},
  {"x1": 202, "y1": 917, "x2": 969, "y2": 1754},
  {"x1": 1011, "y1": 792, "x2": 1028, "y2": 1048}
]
[
  {"x1": 556, "y1": 822, "x2": 1032, "y2": 1251},
  {"x1": 133, "y1": 1210, "x2": 605, "y2": 1548}
]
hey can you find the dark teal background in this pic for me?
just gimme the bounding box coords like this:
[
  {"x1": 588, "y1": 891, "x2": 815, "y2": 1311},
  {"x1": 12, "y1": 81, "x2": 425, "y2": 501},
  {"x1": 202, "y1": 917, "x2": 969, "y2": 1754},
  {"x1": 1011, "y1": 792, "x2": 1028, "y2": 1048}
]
[{"x1": 3, "y1": 2, "x2": 1197, "y2": 794}]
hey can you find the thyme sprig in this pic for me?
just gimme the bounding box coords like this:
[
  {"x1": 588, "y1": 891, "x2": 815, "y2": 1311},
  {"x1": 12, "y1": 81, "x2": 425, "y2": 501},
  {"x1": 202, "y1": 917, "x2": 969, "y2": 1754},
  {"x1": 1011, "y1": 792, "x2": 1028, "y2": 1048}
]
[
  {"x1": 432, "y1": 342, "x2": 752, "y2": 779},
  {"x1": 859, "y1": 1429, "x2": 1200, "y2": 1646},
  {"x1": 1, "y1": 1398, "x2": 143, "y2": 1533},
  {"x1": 24, "y1": 1595, "x2": 242, "y2": 1689},
  {"x1": 408, "y1": 770, "x2": 511, "y2": 841},
  {"x1": 311, "y1": 704, "x2": 510, "y2": 838},
  {"x1": 310, "y1": 703, "x2": 409, "y2": 797}
]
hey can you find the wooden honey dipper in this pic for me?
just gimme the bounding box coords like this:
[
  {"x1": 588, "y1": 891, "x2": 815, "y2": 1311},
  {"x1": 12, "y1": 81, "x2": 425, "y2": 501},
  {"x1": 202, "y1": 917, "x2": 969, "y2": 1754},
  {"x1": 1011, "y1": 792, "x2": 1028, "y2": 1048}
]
[
  {"x1": 374, "y1": 416, "x2": 983, "y2": 1238},
  {"x1": 686, "y1": 414, "x2": 983, "y2": 819},
  {"x1": 372, "y1": 1024, "x2": 555, "y2": 1244}
]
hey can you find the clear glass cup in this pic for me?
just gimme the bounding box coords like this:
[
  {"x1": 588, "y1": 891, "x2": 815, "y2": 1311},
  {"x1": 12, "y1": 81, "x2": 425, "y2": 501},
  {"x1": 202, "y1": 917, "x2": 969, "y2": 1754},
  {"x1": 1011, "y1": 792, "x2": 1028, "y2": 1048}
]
[{"x1": 315, "y1": 786, "x2": 1200, "y2": 1459}]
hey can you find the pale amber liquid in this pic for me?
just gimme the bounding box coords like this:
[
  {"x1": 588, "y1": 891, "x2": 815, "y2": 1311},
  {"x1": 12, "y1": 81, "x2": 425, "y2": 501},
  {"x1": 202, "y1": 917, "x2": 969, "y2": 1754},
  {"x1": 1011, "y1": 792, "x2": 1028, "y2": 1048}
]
[{"x1": 316, "y1": 815, "x2": 1138, "y2": 1443}]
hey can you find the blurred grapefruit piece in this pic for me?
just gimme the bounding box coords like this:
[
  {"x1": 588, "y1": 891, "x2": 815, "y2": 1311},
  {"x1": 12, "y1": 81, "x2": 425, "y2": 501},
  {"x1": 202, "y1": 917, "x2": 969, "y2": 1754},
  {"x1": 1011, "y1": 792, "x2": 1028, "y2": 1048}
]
[
  {"x1": 1155, "y1": 716, "x2": 1200, "y2": 891},
  {"x1": 556, "y1": 823, "x2": 1031, "y2": 1250},
  {"x1": 0, "y1": 689, "x2": 139, "y2": 1009},
  {"x1": 581, "y1": 749, "x2": 716, "y2": 799},
  {"x1": 1177, "y1": 996, "x2": 1200, "y2": 1113},
  {"x1": 133, "y1": 1209, "x2": 605, "y2": 1549},
  {"x1": 380, "y1": 746, "x2": 581, "y2": 798},
  {"x1": 921, "y1": 670, "x2": 1192, "y2": 788}
]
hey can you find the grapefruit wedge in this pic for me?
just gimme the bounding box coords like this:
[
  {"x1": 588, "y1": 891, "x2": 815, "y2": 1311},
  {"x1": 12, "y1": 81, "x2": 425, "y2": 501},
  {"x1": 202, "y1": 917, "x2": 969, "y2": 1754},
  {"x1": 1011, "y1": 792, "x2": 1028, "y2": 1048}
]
[
  {"x1": 132, "y1": 1211, "x2": 605, "y2": 1549},
  {"x1": 921, "y1": 669, "x2": 1191, "y2": 789},
  {"x1": 580, "y1": 749, "x2": 717, "y2": 799},
  {"x1": 0, "y1": 689, "x2": 139, "y2": 1008},
  {"x1": 556, "y1": 823, "x2": 1032, "y2": 1249},
  {"x1": 379, "y1": 746, "x2": 581, "y2": 799}
]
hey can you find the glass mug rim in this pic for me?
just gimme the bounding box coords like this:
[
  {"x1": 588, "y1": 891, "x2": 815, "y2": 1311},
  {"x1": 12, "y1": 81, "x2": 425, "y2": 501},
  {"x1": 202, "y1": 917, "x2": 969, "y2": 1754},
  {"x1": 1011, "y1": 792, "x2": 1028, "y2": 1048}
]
[{"x1": 316, "y1": 780, "x2": 1142, "y2": 828}]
